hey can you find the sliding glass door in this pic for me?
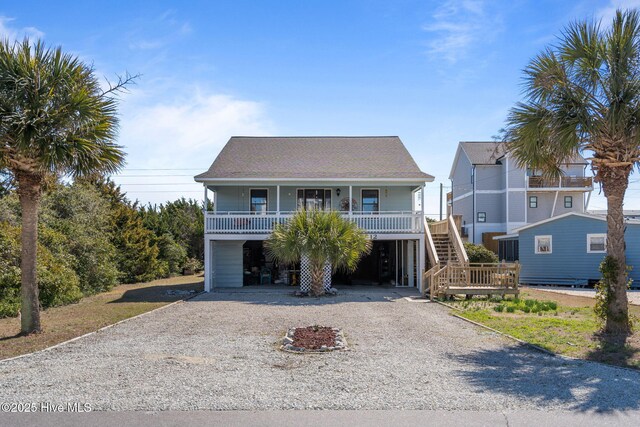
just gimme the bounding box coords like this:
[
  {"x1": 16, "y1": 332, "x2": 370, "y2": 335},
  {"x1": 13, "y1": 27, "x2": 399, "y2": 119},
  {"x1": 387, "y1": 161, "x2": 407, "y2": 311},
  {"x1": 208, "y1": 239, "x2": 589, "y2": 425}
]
[{"x1": 297, "y1": 189, "x2": 331, "y2": 211}]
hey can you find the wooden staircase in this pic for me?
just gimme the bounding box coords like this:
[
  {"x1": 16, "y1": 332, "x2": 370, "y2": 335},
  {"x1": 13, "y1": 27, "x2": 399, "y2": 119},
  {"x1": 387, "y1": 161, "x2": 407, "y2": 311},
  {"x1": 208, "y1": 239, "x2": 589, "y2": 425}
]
[
  {"x1": 431, "y1": 233, "x2": 459, "y2": 265},
  {"x1": 423, "y1": 215, "x2": 520, "y2": 299}
]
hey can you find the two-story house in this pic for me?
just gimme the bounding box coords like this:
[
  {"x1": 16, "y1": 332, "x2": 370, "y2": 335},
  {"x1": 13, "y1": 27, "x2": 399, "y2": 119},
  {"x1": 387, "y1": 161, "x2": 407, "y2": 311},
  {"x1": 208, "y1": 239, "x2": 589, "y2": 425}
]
[
  {"x1": 194, "y1": 136, "x2": 433, "y2": 293},
  {"x1": 447, "y1": 141, "x2": 593, "y2": 248}
]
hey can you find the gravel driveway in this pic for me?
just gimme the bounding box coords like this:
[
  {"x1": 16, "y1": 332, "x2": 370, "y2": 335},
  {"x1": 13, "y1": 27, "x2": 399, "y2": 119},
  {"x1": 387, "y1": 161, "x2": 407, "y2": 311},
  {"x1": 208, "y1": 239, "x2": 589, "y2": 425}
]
[{"x1": 0, "y1": 287, "x2": 639, "y2": 411}]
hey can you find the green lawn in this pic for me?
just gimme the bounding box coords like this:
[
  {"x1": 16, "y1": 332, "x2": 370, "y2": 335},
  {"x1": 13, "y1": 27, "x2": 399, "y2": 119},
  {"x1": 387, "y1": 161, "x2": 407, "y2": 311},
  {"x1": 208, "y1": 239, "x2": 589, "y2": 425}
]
[
  {"x1": 448, "y1": 289, "x2": 640, "y2": 369},
  {"x1": 0, "y1": 275, "x2": 203, "y2": 360}
]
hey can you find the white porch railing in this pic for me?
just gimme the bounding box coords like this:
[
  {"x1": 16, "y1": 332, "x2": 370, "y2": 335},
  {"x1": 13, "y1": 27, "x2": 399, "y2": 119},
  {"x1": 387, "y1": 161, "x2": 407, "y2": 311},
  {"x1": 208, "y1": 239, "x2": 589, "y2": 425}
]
[{"x1": 205, "y1": 211, "x2": 424, "y2": 234}]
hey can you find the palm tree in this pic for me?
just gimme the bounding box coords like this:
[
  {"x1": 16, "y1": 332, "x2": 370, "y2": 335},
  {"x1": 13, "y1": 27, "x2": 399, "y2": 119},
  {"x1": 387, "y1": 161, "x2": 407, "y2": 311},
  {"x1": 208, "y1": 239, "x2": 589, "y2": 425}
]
[
  {"x1": 264, "y1": 210, "x2": 371, "y2": 296},
  {"x1": 0, "y1": 39, "x2": 131, "y2": 334},
  {"x1": 505, "y1": 9, "x2": 640, "y2": 334}
]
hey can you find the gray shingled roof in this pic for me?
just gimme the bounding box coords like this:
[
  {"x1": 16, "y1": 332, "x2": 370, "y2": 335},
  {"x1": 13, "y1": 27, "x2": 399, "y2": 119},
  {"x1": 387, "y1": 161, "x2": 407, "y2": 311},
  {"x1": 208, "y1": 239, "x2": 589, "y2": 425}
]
[
  {"x1": 460, "y1": 141, "x2": 507, "y2": 165},
  {"x1": 194, "y1": 136, "x2": 433, "y2": 181},
  {"x1": 460, "y1": 141, "x2": 588, "y2": 165}
]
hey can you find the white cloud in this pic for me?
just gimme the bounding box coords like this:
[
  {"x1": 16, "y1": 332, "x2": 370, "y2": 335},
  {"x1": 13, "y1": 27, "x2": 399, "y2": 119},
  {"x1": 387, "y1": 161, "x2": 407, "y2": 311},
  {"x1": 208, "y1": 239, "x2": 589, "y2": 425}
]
[
  {"x1": 423, "y1": 0, "x2": 502, "y2": 64},
  {"x1": 597, "y1": 0, "x2": 640, "y2": 22},
  {"x1": 113, "y1": 87, "x2": 274, "y2": 204},
  {"x1": 0, "y1": 16, "x2": 44, "y2": 41}
]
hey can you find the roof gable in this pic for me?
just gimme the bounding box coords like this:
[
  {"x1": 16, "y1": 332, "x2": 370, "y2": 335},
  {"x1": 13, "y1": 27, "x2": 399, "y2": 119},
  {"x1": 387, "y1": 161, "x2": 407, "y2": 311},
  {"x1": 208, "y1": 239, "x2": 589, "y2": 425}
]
[{"x1": 194, "y1": 136, "x2": 434, "y2": 181}]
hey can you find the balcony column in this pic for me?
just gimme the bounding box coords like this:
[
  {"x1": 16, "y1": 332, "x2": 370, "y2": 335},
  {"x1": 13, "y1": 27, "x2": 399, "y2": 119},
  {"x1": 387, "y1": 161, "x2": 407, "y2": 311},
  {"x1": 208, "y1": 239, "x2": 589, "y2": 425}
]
[
  {"x1": 276, "y1": 185, "x2": 280, "y2": 215},
  {"x1": 349, "y1": 185, "x2": 353, "y2": 216},
  {"x1": 203, "y1": 185, "x2": 208, "y2": 212},
  {"x1": 421, "y1": 184, "x2": 425, "y2": 215}
]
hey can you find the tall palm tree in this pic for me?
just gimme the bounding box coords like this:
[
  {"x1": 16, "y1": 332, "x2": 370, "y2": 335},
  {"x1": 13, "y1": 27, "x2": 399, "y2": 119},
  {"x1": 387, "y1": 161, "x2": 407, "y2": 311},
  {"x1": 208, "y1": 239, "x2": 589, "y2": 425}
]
[
  {"x1": 264, "y1": 210, "x2": 371, "y2": 296},
  {"x1": 505, "y1": 9, "x2": 640, "y2": 334},
  {"x1": 0, "y1": 39, "x2": 131, "y2": 334}
]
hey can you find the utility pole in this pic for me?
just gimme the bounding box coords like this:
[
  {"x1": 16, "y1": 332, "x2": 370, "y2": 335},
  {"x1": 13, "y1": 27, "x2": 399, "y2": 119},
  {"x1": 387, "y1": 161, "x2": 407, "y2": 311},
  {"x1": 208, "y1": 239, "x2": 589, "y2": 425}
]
[{"x1": 439, "y1": 182, "x2": 443, "y2": 220}]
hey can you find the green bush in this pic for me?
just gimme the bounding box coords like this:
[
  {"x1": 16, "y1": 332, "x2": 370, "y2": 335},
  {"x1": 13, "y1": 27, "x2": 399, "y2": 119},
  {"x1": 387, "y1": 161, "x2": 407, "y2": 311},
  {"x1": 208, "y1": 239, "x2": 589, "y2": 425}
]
[
  {"x1": 463, "y1": 242, "x2": 499, "y2": 263},
  {"x1": 0, "y1": 222, "x2": 81, "y2": 318},
  {"x1": 40, "y1": 183, "x2": 120, "y2": 294},
  {"x1": 156, "y1": 233, "x2": 188, "y2": 275}
]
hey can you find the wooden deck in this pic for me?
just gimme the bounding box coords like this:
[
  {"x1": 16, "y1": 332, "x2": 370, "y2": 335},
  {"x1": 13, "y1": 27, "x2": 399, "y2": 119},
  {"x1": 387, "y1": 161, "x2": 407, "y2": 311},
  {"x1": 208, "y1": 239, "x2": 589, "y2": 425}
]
[{"x1": 423, "y1": 262, "x2": 520, "y2": 299}]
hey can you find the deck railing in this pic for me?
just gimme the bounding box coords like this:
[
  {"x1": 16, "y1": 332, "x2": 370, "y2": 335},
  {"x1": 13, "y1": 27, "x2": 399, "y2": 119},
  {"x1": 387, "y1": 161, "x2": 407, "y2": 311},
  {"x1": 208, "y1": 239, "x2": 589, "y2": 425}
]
[
  {"x1": 423, "y1": 262, "x2": 520, "y2": 299},
  {"x1": 205, "y1": 211, "x2": 424, "y2": 234},
  {"x1": 527, "y1": 176, "x2": 593, "y2": 189}
]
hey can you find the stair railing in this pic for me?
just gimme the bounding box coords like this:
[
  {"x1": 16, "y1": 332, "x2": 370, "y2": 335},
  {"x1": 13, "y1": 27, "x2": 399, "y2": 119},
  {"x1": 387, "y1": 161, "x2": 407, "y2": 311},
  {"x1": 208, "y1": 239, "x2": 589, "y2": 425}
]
[
  {"x1": 447, "y1": 215, "x2": 469, "y2": 265},
  {"x1": 424, "y1": 217, "x2": 439, "y2": 268}
]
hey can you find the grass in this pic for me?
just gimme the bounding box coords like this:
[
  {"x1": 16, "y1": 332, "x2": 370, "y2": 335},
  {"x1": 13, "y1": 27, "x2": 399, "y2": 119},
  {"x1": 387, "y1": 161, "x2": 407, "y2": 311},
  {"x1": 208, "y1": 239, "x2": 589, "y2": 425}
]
[
  {"x1": 447, "y1": 287, "x2": 640, "y2": 370},
  {"x1": 0, "y1": 275, "x2": 203, "y2": 360}
]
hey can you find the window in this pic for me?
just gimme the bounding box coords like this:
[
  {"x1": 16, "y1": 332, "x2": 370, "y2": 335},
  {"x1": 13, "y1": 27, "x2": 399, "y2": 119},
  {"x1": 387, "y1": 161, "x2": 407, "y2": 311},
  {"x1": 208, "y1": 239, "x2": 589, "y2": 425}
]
[
  {"x1": 361, "y1": 189, "x2": 379, "y2": 213},
  {"x1": 477, "y1": 212, "x2": 486, "y2": 223},
  {"x1": 529, "y1": 196, "x2": 538, "y2": 208},
  {"x1": 250, "y1": 189, "x2": 268, "y2": 213},
  {"x1": 587, "y1": 234, "x2": 607, "y2": 253},
  {"x1": 535, "y1": 235, "x2": 552, "y2": 254},
  {"x1": 564, "y1": 196, "x2": 573, "y2": 208}
]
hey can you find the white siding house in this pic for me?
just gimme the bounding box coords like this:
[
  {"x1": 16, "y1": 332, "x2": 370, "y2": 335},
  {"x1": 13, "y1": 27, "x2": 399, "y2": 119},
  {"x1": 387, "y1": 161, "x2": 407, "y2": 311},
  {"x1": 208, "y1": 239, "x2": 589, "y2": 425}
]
[{"x1": 194, "y1": 136, "x2": 434, "y2": 292}]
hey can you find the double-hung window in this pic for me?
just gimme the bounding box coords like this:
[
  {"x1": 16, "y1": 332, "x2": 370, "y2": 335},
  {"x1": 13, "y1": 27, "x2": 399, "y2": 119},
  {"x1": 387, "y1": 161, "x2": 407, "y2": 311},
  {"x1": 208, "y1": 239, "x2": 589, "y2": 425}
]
[
  {"x1": 535, "y1": 235, "x2": 552, "y2": 254},
  {"x1": 587, "y1": 234, "x2": 606, "y2": 253}
]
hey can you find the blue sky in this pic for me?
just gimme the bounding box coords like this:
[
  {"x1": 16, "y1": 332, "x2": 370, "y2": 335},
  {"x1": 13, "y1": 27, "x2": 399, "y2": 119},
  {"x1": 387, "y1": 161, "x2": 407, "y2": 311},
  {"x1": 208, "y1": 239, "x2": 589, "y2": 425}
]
[{"x1": 2, "y1": 0, "x2": 640, "y2": 214}]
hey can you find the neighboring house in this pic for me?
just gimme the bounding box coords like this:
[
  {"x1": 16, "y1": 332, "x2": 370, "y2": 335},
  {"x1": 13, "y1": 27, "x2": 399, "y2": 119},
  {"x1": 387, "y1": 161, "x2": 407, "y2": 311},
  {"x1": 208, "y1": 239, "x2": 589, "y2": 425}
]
[
  {"x1": 447, "y1": 141, "x2": 593, "y2": 248},
  {"x1": 194, "y1": 136, "x2": 434, "y2": 292},
  {"x1": 495, "y1": 212, "x2": 640, "y2": 288},
  {"x1": 588, "y1": 210, "x2": 640, "y2": 221}
]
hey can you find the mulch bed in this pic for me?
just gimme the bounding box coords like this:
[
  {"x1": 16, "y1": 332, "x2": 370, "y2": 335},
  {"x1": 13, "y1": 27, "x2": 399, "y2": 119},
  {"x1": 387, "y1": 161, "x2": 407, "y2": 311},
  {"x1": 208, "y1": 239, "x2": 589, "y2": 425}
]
[{"x1": 292, "y1": 326, "x2": 336, "y2": 350}]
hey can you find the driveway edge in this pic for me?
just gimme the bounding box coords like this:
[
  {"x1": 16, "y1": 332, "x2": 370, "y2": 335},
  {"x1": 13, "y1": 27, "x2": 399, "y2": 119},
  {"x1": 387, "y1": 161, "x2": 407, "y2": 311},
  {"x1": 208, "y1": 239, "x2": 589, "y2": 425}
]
[{"x1": 0, "y1": 291, "x2": 204, "y2": 364}]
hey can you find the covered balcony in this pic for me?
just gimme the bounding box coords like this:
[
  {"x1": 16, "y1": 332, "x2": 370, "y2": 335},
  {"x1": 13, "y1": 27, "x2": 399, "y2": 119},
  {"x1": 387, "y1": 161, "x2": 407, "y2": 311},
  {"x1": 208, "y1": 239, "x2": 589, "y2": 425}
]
[
  {"x1": 527, "y1": 176, "x2": 593, "y2": 190},
  {"x1": 204, "y1": 211, "x2": 424, "y2": 235}
]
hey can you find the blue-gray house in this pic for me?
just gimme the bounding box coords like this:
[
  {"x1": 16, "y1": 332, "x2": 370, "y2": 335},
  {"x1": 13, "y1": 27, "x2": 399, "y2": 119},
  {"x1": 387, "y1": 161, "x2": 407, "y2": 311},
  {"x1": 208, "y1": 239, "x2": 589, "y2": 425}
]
[{"x1": 495, "y1": 212, "x2": 640, "y2": 288}]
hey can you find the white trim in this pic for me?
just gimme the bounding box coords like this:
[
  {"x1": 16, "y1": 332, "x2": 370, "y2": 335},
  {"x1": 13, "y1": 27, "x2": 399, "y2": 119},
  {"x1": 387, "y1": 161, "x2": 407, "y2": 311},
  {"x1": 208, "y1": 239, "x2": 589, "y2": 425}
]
[
  {"x1": 512, "y1": 212, "x2": 622, "y2": 234},
  {"x1": 448, "y1": 144, "x2": 465, "y2": 180},
  {"x1": 587, "y1": 233, "x2": 607, "y2": 254},
  {"x1": 493, "y1": 233, "x2": 519, "y2": 240},
  {"x1": 534, "y1": 235, "x2": 553, "y2": 254},
  {"x1": 551, "y1": 191, "x2": 559, "y2": 216},
  {"x1": 249, "y1": 188, "x2": 269, "y2": 213},
  {"x1": 505, "y1": 155, "x2": 509, "y2": 232},
  {"x1": 361, "y1": 188, "x2": 381, "y2": 212},
  {"x1": 195, "y1": 177, "x2": 433, "y2": 183},
  {"x1": 452, "y1": 191, "x2": 473, "y2": 202}
]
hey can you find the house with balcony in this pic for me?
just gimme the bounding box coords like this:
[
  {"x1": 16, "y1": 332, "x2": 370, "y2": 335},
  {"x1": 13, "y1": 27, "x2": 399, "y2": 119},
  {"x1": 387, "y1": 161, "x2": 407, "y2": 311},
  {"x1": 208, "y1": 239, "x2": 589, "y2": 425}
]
[
  {"x1": 447, "y1": 141, "x2": 593, "y2": 249},
  {"x1": 194, "y1": 136, "x2": 434, "y2": 292}
]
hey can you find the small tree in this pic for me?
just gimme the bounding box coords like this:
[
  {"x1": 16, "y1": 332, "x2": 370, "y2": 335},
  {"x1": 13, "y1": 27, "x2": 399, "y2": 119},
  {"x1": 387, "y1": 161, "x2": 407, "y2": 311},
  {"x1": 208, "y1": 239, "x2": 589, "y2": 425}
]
[
  {"x1": 264, "y1": 210, "x2": 371, "y2": 296},
  {"x1": 0, "y1": 39, "x2": 132, "y2": 334}
]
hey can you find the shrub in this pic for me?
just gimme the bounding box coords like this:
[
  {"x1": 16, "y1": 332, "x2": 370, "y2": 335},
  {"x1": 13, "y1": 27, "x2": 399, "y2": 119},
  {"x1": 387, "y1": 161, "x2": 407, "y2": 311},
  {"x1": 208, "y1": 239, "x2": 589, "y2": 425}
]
[
  {"x1": 182, "y1": 257, "x2": 204, "y2": 273},
  {"x1": 156, "y1": 233, "x2": 188, "y2": 275},
  {"x1": 40, "y1": 183, "x2": 119, "y2": 295},
  {"x1": 464, "y1": 242, "x2": 499, "y2": 263},
  {"x1": 506, "y1": 306, "x2": 516, "y2": 313},
  {"x1": 0, "y1": 222, "x2": 81, "y2": 318},
  {"x1": 494, "y1": 304, "x2": 505, "y2": 313}
]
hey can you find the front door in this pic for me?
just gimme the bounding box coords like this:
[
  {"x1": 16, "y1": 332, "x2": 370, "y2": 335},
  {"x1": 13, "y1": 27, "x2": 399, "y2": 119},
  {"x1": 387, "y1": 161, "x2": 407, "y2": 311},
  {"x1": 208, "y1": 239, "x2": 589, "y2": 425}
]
[{"x1": 297, "y1": 189, "x2": 331, "y2": 210}]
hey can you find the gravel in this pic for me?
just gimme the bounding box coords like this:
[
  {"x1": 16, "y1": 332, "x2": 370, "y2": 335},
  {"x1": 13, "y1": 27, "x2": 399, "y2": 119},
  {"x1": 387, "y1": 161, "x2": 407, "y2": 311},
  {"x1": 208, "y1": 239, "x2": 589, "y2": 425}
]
[{"x1": 0, "y1": 287, "x2": 638, "y2": 411}]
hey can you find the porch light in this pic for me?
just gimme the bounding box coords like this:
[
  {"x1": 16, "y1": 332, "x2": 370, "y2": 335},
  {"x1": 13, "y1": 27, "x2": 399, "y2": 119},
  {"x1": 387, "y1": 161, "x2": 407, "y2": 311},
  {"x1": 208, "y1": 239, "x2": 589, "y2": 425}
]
[{"x1": 336, "y1": 188, "x2": 341, "y2": 196}]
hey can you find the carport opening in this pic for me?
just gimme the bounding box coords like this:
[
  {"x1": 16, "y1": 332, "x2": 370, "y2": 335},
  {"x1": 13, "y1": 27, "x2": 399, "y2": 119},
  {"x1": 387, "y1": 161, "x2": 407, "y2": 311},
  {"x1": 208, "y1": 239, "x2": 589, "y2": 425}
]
[{"x1": 242, "y1": 240, "x2": 417, "y2": 288}]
